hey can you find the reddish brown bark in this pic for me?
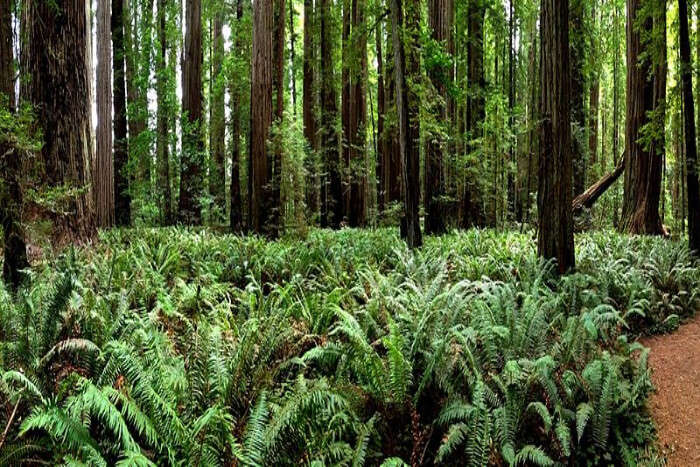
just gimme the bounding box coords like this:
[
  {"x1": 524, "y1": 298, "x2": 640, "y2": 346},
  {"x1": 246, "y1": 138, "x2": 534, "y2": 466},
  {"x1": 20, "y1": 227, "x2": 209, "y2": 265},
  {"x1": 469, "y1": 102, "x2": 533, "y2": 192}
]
[
  {"x1": 538, "y1": 0, "x2": 575, "y2": 274},
  {"x1": 620, "y1": 0, "x2": 665, "y2": 235},
  {"x1": 391, "y1": 0, "x2": 422, "y2": 247},
  {"x1": 425, "y1": 0, "x2": 451, "y2": 234},
  {"x1": 95, "y1": 0, "x2": 114, "y2": 228},
  {"x1": 112, "y1": 0, "x2": 131, "y2": 226},
  {"x1": 26, "y1": 0, "x2": 96, "y2": 241},
  {"x1": 179, "y1": 0, "x2": 204, "y2": 225},
  {"x1": 249, "y1": 0, "x2": 274, "y2": 233}
]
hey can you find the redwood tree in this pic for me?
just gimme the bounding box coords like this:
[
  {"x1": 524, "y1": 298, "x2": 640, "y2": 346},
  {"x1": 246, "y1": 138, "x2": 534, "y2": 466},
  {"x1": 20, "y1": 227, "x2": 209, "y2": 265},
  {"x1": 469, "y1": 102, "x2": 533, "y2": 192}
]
[
  {"x1": 113, "y1": 0, "x2": 131, "y2": 226},
  {"x1": 678, "y1": 0, "x2": 700, "y2": 252},
  {"x1": 26, "y1": 0, "x2": 96, "y2": 240},
  {"x1": 95, "y1": 0, "x2": 114, "y2": 228},
  {"x1": 1, "y1": 0, "x2": 29, "y2": 288},
  {"x1": 179, "y1": 0, "x2": 204, "y2": 225},
  {"x1": 391, "y1": 0, "x2": 422, "y2": 248},
  {"x1": 320, "y1": 0, "x2": 342, "y2": 228},
  {"x1": 537, "y1": 0, "x2": 575, "y2": 274},
  {"x1": 425, "y1": 0, "x2": 452, "y2": 234},
  {"x1": 249, "y1": 0, "x2": 273, "y2": 233},
  {"x1": 620, "y1": 0, "x2": 665, "y2": 235}
]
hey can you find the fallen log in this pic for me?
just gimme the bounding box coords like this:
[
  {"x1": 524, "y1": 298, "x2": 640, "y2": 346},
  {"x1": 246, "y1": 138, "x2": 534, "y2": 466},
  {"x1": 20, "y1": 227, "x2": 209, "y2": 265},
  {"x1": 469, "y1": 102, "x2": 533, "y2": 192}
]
[{"x1": 572, "y1": 153, "x2": 626, "y2": 216}]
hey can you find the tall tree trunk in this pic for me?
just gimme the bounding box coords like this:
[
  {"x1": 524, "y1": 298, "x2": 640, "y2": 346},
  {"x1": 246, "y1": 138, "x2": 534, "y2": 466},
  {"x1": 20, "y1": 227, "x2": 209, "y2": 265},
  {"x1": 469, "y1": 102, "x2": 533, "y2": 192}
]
[
  {"x1": 302, "y1": 0, "x2": 318, "y2": 219},
  {"x1": 384, "y1": 18, "x2": 402, "y2": 207},
  {"x1": 179, "y1": 0, "x2": 204, "y2": 224},
  {"x1": 272, "y1": 0, "x2": 285, "y2": 234},
  {"x1": 341, "y1": 0, "x2": 351, "y2": 221},
  {"x1": 347, "y1": 0, "x2": 367, "y2": 227},
  {"x1": 113, "y1": 0, "x2": 131, "y2": 226},
  {"x1": 209, "y1": 10, "x2": 226, "y2": 223},
  {"x1": 156, "y1": 0, "x2": 172, "y2": 225},
  {"x1": 26, "y1": 0, "x2": 95, "y2": 243},
  {"x1": 538, "y1": 0, "x2": 575, "y2": 274},
  {"x1": 95, "y1": 0, "x2": 115, "y2": 228},
  {"x1": 288, "y1": 0, "x2": 297, "y2": 114},
  {"x1": 26, "y1": 0, "x2": 96, "y2": 241},
  {"x1": 507, "y1": 0, "x2": 515, "y2": 219},
  {"x1": 230, "y1": 0, "x2": 244, "y2": 232},
  {"x1": 391, "y1": 0, "x2": 422, "y2": 248},
  {"x1": 320, "y1": 0, "x2": 342, "y2": 228},
  {"x1": 464, "y1": 0, "x2": 485, "y2": 228},
  {"x1": 679, "y1": 0, "x2": 700, "y2": 252},
  {"x1": 570, "y1": 0, "x2": 586, "y2": 196},
  {"x1": 425, "y1": 0, "x2": 451, "y2": 234},
  {"x1": 620, "y1": 0, "x2": 665, "y2": 235},
  {"x1": 588, "y1": 0, "x2": 600, "y2": 182},
  {"x1": 249, "y1": 0, "x2": 273, "y2": 233},
  {"x1": 1, "y1": 0, "x2": 29, "y2": 288},
  {"x1": 376, "y1": 16, "x2": 386, "y2": 213}
]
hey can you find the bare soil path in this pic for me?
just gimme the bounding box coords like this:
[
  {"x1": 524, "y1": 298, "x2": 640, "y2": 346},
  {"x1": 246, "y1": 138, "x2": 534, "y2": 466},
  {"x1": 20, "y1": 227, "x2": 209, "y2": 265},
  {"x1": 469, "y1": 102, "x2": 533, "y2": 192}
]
[{"x1": 642, "y1": 314, "x2": 700, "y2": 466}]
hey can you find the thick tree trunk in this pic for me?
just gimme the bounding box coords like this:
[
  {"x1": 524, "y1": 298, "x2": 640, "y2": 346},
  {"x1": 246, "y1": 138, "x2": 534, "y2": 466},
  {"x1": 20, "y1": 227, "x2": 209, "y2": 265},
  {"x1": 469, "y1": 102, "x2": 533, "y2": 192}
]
[
  {"x1": 464, "y1": 0, "x2": 485, "y2": 228},
  {"x1": 156, "y1": 0, "x2": 172, "y2": 225},
  {"x1": 230, "y1": 0, "x2": 244, "y2": 232},
  {"x1": 1, "y1": 0, "x2": 29, "y2": 289},
  {"x1": 95, "y1": 0, "x2": 115, "y2": 228},
  {"x1": 179, "y1": 0, "x2": 204, "y2": 224},
  {"x1": 391, "y1": 0, "x2": 422, "y2": 248},
  {"x1": 620, "y1": 0, "x2": 665, "y2": 235},
  {"x1": 679, "y1": 0, "x2": 700, "y2": 252},
  {"x1": 113, "y1": 0, "x2": 131, "y2": 226},
  {"x1": 26, "y1": 0, "x2": 96, "y2": 241},
  {"x1": 209, "y1": 11, "x2": 226, "y2": 223},
  {"x1": 384, "y1": 19, "x2": 402, "y2": 207},
  {"x1": 538, "y1": 0, "x2": 575, "y2": 274},
  {"x1": 249, "y1": 0, "x2": 273, "y2": 233},
  {"x1": 320, "y1": 0, "x2": 342, "y2": 228},
  {"x1": 302, "y1": 0, "x2": 318, "y2": 218},
  {"x1": 425, "y1": 0, "x2": 451, "y2": 234}
]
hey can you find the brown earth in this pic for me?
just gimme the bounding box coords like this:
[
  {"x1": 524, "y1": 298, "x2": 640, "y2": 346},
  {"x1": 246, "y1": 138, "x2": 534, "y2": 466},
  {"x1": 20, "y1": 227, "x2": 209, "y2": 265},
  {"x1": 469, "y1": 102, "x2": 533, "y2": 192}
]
[{"x1": 642, "y1": 314, "x2": 700, "y2": 466}]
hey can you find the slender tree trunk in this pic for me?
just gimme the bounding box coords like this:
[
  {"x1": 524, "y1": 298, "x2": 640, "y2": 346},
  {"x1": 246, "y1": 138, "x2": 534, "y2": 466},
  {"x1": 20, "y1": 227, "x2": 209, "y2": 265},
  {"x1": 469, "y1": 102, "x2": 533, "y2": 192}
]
[
  {"x1": 679, "y1": 0, "x2": 700, "y2": 252},
  {"x1": 113, "y1": 0, "x2": 131, "y2": 226},
  {"x1": 26, "y1": 0, "x2": 96, "y2": 241},
  {"x1": 179, "y1": 0, "x2": 204, "y2": 224},
  {"x1": 320, "y1": 0, "x2": 342, "y2": 227},
  {"x1": 272, "y1": 0, "x2": 285, "y2": 234},
  {"x1": 570, "y1": 0, "x2": 586, "y2": 196},
  {"x1": 507, "y1": 0, "x2": 515, "y2": 219},
  {"x1": 347, "y1": 0, "x2": 367, "y2": 227},
  {"x1": 620, "y1": 0, "x2": 665, "y2": 235},
  {"x1": 1, "y1": 0, "x2": 29, "y2": 288},
  {"x1": 425, "y1": 0, "x2": 451, "y2": 234},
  {"x1": 302, "y1": 0, "x2": 318, "y2": 219},
  {"x1": 341, "y1": 0, "x2": 351, "y2": 221},
  {"x1": 209, "y1": 10, "x2": 226, "y2": 223},
  {"x1": 288, "y1": 0, "x2": 297, "y2": 114},
  {"x1": 95, "y1": 0, "x2": 115, "y2": 228},
  {"x1": 588, "y1": 0, "x2": 600, "y2": 182},
  {"x1": 376, "y1": 16, "x2": 386, "y2": 213},
  {"x1": 464, "y1": 0, "x2": 485, "y2": 228},
  {"x1": 391, "y1": 0, "x2": 422, "y2": 248},
  {"x1": 156, "y1": 0, "x2": 172, "y2": 225},
  {"x1": 538, "y1": 0, "x2": 575, "y2": 274},
  {"x1": 230, "y1": 0, "x2": 244, "y2": 232}
]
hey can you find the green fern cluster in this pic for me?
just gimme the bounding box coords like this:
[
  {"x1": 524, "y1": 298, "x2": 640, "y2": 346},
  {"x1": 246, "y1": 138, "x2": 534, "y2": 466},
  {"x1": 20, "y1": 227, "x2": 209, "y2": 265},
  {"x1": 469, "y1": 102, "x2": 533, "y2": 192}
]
[{"x1": 0, "y1": 227, "x2": 696, "y2": 465}]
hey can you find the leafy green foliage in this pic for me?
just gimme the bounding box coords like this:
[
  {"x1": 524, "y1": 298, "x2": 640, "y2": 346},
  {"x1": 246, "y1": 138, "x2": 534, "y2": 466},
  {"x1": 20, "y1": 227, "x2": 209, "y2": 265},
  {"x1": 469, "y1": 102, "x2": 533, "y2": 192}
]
[{"x1": 0, "y1": 228, "x2": 696, "y2": 465}]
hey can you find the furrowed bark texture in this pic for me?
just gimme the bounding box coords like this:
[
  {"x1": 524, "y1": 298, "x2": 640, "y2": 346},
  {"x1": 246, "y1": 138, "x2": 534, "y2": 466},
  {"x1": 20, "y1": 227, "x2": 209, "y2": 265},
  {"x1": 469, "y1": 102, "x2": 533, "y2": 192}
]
[{"x1": 538, "y1": 0, "x2": 575, "y2": 273}]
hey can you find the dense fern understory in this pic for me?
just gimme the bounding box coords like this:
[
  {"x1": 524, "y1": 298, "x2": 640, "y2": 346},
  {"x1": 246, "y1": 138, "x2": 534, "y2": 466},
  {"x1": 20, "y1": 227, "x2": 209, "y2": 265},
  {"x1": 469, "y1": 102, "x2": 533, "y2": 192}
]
[{"x1": 0, "y1": 228, "x2": 698, "y2": 466}]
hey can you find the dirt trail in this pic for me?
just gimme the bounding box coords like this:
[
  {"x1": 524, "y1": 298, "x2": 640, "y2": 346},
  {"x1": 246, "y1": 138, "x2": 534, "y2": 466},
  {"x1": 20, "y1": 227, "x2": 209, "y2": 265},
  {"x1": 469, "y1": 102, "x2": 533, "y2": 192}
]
[{"x1": 642, "y1": 314, "x2": 700, "y2": 466}]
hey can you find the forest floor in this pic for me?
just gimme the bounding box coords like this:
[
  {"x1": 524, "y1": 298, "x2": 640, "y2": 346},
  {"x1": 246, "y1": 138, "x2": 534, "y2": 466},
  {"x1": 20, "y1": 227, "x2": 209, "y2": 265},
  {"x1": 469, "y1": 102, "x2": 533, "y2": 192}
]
[{"x1": 644, "y1": 313, "x2": 700, "y2": 466}]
